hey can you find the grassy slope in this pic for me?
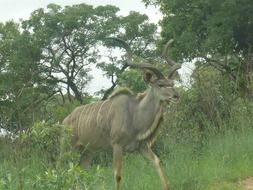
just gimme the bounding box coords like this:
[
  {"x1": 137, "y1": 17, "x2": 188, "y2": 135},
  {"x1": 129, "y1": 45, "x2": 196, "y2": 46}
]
[{"x1": 0, "y1": 128, "x2": 253, "y2": 190}]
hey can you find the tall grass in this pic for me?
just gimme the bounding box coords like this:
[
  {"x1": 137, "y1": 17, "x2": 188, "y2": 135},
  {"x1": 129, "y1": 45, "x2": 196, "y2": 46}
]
[
  {"x1": 96, "y1": 127, "x2": 253, "y2": 190},
  {"x1": 1, "y1": 117, "x2": 253, "y2": 189},
  {"x1": 166, "y1": 128, "x2": 253, "y2": 190}
]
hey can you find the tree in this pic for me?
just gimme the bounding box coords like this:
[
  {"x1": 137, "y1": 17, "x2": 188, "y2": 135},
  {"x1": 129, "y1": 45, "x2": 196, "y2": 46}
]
[
  {"x1": 143, "y1": 0, "x2": 253, "y2": 99},
  {"x1": 0, "y1": 3, "x2": 160, "y2": 130},
  {"x1": 0, "y1": 21, "x2": 57, "y2": 130},
  {"x1": 22, "y1": 3, "x2": 120, "y2": 103},
  {"x1": 98, "y1": 11, "x2": 158, "y2": 99}
]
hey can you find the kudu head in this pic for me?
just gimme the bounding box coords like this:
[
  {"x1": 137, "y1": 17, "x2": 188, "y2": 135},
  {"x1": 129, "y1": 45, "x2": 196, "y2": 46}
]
[{"x1": 107, "y1": 37, "x2": 181, "y2": 103}]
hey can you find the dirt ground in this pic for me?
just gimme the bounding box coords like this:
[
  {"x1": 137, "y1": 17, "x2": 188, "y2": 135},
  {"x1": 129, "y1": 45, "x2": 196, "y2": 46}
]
[{"x1": 241, "y1": 177, "x2": 253, "y2": 190}]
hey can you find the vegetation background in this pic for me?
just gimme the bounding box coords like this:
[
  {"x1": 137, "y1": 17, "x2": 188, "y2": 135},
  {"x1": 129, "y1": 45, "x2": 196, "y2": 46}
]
[{"x1": 1, "y1": 0, "x2": 253, "y2": 189}]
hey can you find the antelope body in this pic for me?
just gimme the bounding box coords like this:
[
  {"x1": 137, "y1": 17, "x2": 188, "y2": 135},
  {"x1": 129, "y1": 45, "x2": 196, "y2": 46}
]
[{"x1": 62, "y1": 38, "x2": 180, "y2": 190}]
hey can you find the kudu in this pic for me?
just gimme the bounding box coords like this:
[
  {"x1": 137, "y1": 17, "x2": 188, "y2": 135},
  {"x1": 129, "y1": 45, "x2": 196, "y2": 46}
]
[{"x1": 62, "y1": 38, "x2": 181, "y2": 190}]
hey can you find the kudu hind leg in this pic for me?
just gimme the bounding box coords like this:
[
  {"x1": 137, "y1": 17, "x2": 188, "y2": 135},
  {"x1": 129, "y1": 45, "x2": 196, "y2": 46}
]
[
  {"x1": 79, "y1": 152, "x2": 93, "y2": 170},
  {"x1": 141, "y1": 144, "x2": 169, "y2": 190},
  {"x1": 113, "y1": 144, "x2": 123, "y2": 190}
]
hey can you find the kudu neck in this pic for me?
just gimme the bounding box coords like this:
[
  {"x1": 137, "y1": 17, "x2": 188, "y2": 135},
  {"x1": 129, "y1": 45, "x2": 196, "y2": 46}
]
[
  {"x1": 135, "y1": 87, "x2": 164, "y2": 140},
  {"x1": 139, "y1": 87, "x2": 161, "y2": 110}
]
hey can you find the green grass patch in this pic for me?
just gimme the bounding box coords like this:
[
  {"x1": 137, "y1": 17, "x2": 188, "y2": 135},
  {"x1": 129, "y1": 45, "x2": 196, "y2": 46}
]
[{"x1": 0, "y1": 126, "x2": 253, "y2": 189}]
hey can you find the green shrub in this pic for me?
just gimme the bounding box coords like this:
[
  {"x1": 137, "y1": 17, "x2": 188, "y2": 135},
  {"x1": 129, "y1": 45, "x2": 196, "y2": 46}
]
[
  {"x1": 17, "y1": 122, "x2": 65, "y2": 164},
  {"x1": 30, "y1": 163, "x2": 105, "y2": 190}
]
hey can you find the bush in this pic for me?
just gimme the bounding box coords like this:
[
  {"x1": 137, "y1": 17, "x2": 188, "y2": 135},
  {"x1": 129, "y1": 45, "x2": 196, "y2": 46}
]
[
  {"x1": 30, "y1": 163, "x2": 105, "y2": 190},
  {"x1": 19, "y1": 122, "x2": 64, "y2": 164},
  {"x1": 154, "y1": 66, "x2": 253, "y2": 155}
]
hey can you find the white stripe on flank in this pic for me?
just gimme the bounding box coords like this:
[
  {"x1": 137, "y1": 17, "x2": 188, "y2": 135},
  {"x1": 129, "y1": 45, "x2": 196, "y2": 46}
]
[
  {"x1": 78, "y1": 105, "x2": 88, "y2": 137},
  {"x1": 107, "y1": 100, "x2": 114, "y2": 122},
  {"x1": 85, "y1": 103, "x2": 95, "y2": 130},
  {"x1": 87, "y1": 102, "x2": 100, "y2": 129},
  {"x1": 96, "y1": 100, "x2": 108, "y2": 127}
]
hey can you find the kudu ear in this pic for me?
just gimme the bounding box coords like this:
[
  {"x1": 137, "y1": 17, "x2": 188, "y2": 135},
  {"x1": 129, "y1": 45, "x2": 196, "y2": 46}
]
[{"x1": 143, "y1": 71, "x2": 155, "y2": 83}]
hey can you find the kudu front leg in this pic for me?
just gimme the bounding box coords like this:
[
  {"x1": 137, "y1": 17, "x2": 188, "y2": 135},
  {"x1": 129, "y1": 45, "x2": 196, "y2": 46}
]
[
  {"x1": 113, "y1": 144, "x2": 123, "y2": 190},
  {"x1": 141, "y1": 144, "x2": 169, "y2": 190}
]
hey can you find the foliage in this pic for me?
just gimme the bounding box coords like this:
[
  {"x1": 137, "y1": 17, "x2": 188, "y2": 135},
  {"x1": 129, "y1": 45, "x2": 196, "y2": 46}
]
[
  {"x1": 21, "y1": 3, "x2": 121, "y2": 103},
  {"x1": 164, "y1": 127, "x2": 253, "y2": 190},
  {"x1": 144, "y1": 0, "x2": 253, "y2": 99},
  {"x1": 1, "y1": 122, "x2": 253, "y2": 190},
  {"x1": 30, "y1": 164, "x2": 105, "y2": 190},
  {"x1": 0, "y1": 21, "x2": 56, "y2": 131},
  {"x1": 118, "y1": 69, "x2": 147, "y2": 93},
  {"x1": 97, "y1": 11, "x2": 158, "y2": 99},
  {"x1": 144, "y1": 0, "x2": 253, "y2": 56},
  {"x1": 0, "y1": 3, "x2": 158, "y2": 131},
  {"x1": 39, "y1": 94, "x2": 98, "y2": 123},
  {"x1": 1, "y1": 1, "x2": 253, "y2": 189},
  {"x1": 26, "y1": 122, "x2": 63, "y2": 163},
  {"x1": 177, "y1": 67, "x2": 234, "y2": 129}
]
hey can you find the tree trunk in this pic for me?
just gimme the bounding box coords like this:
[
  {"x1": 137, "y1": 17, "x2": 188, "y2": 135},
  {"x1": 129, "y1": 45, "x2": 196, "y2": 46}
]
[
  {"x1": 68, "y1": 81, "x2": 83, "y2": 103},
  {"x1": 101, "y1": 82, "x2": 117, "y2": 100}
]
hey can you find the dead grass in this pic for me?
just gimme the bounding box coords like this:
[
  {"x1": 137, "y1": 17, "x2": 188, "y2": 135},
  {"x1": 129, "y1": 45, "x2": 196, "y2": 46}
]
[{"x1": 241, "y1": 177, "x2": 253, "y2": 190}]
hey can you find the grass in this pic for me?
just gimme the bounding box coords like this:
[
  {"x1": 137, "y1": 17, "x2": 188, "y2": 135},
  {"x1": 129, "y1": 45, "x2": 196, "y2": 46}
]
[
  {"x1": 103, "y1": 127, "x2": 253, "y2": 190},
  {"x1": 0, "y1": 127, "x2": 253, "y2": 190},
  {"x1": 167, "y1": 128, "x2": 253, "y2": 190}
]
